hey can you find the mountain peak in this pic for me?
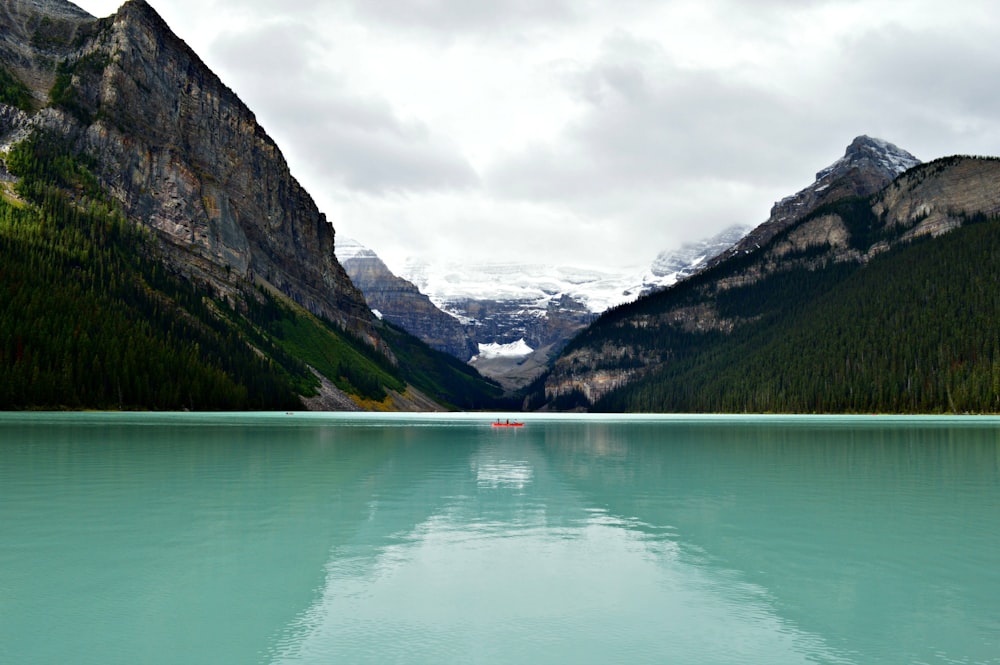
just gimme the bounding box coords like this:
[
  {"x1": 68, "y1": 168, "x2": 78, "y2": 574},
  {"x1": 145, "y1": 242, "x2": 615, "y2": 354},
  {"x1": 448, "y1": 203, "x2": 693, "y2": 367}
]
[
  {"x1": 816, "y1": 135, "x2": 920, "y2": 182},
  {"x1": 711, "y1": 135, "x2": 922, "y2": 264},
  {"x1": 336, "y1": 237, "x2": 379, "y2": 262},
  {"x1": 116, "y1": 0, "x2": 165, "y2": 24}
]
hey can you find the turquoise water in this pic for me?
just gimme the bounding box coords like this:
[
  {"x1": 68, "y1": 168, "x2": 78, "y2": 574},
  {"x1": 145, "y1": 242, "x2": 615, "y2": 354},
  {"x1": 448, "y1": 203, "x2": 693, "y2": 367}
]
[{"x1": 1, "y1": 413, "x2": 998, "y2": 664}]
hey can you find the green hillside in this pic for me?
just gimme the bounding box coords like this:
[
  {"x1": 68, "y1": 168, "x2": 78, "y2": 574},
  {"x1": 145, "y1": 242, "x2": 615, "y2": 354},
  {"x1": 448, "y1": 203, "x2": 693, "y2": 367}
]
[{"x1": 0, "y1": 130, "x2": 504, "y2": 410}]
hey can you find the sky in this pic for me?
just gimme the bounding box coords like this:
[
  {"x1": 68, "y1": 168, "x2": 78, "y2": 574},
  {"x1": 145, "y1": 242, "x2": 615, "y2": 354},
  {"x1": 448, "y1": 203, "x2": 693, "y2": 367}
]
[{"x1": 73, "y1": 0, "x2": 1000, "y2": 274}]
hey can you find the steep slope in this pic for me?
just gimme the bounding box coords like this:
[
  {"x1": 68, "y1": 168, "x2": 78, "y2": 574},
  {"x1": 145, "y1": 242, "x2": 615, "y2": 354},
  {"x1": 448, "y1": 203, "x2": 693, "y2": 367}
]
[
  {"x1": 532, "y1": 138, "x2": 1000, "y2": 413},
  {"x1": 0, "y1": 0, "x2": 505, "y2": 411},
  {"x1": 711, "y1": 135, "x2": 920, "y2": 268},
  {"x1": 1, "y1": 0, "x2": 372, "y2": 333},
  {"x1": 337, "y1": 237, "x2": 477, "y2": 360},
  {"x1": 645, "y1": 224, "x2": 752, "y2": 291}
]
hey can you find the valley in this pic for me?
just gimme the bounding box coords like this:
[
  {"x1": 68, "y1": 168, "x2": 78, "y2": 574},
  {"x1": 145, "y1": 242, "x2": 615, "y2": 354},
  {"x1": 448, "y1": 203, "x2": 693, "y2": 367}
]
[{"x1": 4, "y1": 1, "x2": 1000, "y2": 414}]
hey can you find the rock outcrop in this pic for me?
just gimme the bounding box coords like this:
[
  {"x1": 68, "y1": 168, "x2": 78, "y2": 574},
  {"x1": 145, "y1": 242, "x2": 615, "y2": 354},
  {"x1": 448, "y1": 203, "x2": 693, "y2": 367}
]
[
  {"x1": 0, "y1": 0, "x2": 374, "y2": 335},
  {"x1": 337, "y1": 238, "x2": 478, "y2": 360},
  {"x1": 874, "y1": 156, "x2": 1000, "y2": 240},
  {"x1": 711, "y1": 136, "x2": 920, "y2": 268}
]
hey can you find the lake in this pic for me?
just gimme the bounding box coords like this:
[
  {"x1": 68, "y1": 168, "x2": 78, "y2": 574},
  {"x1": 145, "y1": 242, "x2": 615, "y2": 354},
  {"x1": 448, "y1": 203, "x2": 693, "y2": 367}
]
[{"x1": 1, "y1": 412, "x2": 998, "y2": 664}]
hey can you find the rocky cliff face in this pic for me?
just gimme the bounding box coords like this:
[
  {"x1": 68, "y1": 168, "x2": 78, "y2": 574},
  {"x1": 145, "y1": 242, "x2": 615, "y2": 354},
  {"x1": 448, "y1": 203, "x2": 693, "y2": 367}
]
[
  {"x1": 539, "y1": 137, "x2": 1000, "y2": 409},
  {"x1": 444, "y1": 294, "x2": 594, "y2": 354},
  {"x1": 711, "y1": 136, "x2": 920, "y2": 268},
  {"x1": 874, "y1": 156, "x2": 1000, "y2": 240},
  {"x1": 337, "y1": 238, "x2": 478, "y2": 360},
  {"x1": 0, "y1": 0, "x2": 91, "y2": 104},
  {"x1": 0, "y1": 0, "x2": 374, "y2": 336}
]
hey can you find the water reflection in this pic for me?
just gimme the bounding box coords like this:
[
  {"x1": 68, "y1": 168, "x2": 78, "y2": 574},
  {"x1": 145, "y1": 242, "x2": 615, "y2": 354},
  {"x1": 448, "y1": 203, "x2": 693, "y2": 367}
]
[
  {"x1": 267, "y1": 421, "x2": 864, "y2": 665},
  {"x1": 472, "y1": 453, "x2": 534, "y2": 490},
  {"x1": 536, "y1": 418, "x2": 1000, "y2": 665},
  {"x1": 3, "y1": 414, "x2": 998, "y2": 665}
]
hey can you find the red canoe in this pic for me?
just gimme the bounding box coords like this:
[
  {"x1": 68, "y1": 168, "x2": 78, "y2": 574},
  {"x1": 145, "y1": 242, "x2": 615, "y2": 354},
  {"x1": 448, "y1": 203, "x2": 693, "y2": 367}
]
[{"x1": 492, "y1": 421, "x2": 524, "y2": 427}]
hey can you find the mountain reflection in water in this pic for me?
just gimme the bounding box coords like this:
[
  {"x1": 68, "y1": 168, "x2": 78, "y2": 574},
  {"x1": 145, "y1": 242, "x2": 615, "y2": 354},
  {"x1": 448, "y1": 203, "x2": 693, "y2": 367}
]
[{"x1": 1, "y1": 413, "x2": 998, "y2": 665}]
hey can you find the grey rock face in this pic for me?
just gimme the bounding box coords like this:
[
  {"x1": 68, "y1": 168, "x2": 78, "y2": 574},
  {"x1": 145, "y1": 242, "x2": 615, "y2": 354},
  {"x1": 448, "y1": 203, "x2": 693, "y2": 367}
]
[
  {"x1": 0, "y1": 0, "x2": 374, "y2": 334},
  {"x1": 874, "y1": 156, "x2": 1000, "y2": 241},
  {"x1": 713, "y1": 136, "x2": 920, "y2": 268},
  {"x1": 339, "y1": 245, "x2": 478, "y2": 360}
]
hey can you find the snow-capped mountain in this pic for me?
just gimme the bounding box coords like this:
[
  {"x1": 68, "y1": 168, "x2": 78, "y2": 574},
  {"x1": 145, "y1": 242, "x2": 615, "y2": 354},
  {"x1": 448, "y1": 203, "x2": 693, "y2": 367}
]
[
  {"x1": 814, "y1": 135, "x2": 920, "y2": 182},
  {"x1": 337, "y1": 226, "x2": 747, "y2": 389},
  {"x1": 713, "y1": 135, "x2": 921, "y2": 267},
  {"x1": 645, "y1": 224, "x2": 753, "y2": 290},
  {"x1": 400, "y1": 260, "x2": 640, "y2": 316},
  {"x1": 335, "y1": 237, "x2": 477, "y2": 360},
  {"x1": 399, "y1": 226, "x2": 751, "y2": 319},
  {"x1": 397, "y1": 259, "x2": 599, "y2": 373}
]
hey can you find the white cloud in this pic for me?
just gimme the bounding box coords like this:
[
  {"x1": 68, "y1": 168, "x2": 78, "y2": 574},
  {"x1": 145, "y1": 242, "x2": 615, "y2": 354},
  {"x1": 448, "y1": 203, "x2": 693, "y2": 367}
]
[
  {"x1": 72, "y1": 0, "x2": 1000, "y2": 271},
  {"x1": 341, "y1": 0, "x2": 579, "y2": 33}
]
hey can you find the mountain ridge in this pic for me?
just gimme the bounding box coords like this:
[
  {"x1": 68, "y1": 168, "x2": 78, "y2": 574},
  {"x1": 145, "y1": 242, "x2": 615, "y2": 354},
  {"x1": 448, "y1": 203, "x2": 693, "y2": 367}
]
[
  {"x1": 337, "y1": 226, "x2": 750, "y2": 391},
  {"x1": 709, "y1": 135, "x2": 920, "y2": 270},
  {"x1": 532, "y1": 137, "x2": 1000, "y2": 413}
]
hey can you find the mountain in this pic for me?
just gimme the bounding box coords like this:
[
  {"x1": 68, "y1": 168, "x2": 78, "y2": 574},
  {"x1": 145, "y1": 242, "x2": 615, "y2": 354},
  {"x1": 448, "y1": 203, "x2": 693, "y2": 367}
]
[
  {"x1": 646, "y1": 224, "x2": 752, "y2": 291},
  {"x1": 399, "y1": 259, "x2": 604, "y2": 379},
  {"x1": 709, "y1": 136, "x2": 920, "y2": 269},
  {"x1": 528, "y1": 136, "x2": 1000, "y2": 413},
  {"x1": 7, "y1": 0, "x2": 373, "y2": 330},
  {"x1": 0, "y1": 0, "x2": 505, "y2": 411},
  {"x1": 333, "y1": 227, "x2": 748, "y2": 391},
  {"x1": 336, "y1": 237, "x2": 477, "y2": 360},
  {"x1": 335, "y1": 241, "x2": 601, "y2": 389}
]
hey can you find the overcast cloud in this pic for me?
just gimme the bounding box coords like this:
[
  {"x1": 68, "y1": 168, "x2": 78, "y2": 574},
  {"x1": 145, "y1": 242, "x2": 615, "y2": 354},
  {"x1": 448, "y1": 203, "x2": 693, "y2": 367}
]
[{"x1": 74, "y1": 0, "x2": 1000, "y2": 272}]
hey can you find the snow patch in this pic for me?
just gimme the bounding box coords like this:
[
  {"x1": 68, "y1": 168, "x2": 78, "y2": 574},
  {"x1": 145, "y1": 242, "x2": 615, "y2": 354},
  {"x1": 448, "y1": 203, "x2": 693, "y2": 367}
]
[
  {"x1": 398, "y1": 224, "x2": 752, "y2": 319},
  {"x1": 474, "y1": 338, "x2": 534, "y2": 360},
  {"x1": 401, "y1": 259, "x2": 645, "y2": 314},
  {"x1": 335, "y1": 237, "x2": 372, "y2": 262}
]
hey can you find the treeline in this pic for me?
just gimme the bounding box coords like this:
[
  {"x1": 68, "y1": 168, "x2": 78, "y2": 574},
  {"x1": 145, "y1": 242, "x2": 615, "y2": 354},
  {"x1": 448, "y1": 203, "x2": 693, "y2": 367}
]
[{"x1": 595, "y1": 218, "x2": 1000, "y2": 413}]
